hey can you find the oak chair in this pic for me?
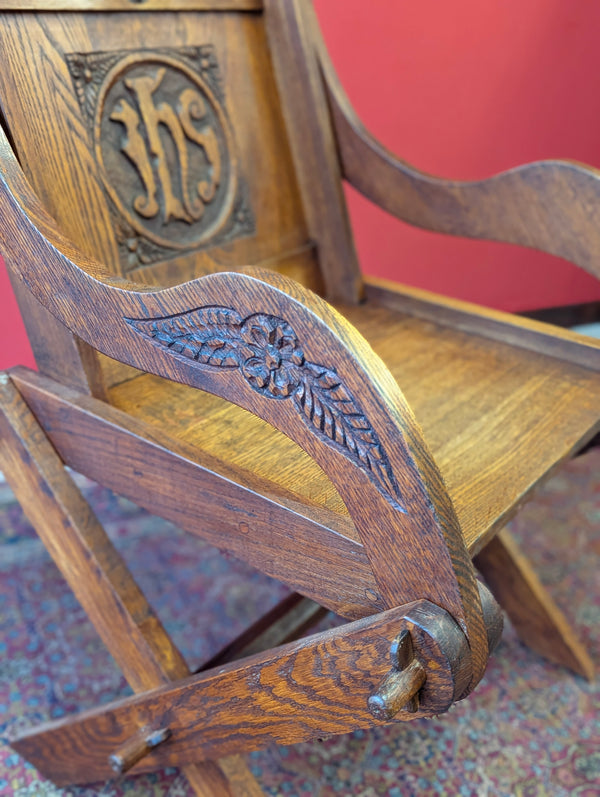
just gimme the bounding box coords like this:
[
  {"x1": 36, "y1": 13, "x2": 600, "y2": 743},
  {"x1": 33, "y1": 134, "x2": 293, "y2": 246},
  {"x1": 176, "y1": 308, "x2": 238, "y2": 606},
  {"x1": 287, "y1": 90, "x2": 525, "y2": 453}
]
[{"x1": 0, "y1": 1, "x2": 598, "y2": 793}]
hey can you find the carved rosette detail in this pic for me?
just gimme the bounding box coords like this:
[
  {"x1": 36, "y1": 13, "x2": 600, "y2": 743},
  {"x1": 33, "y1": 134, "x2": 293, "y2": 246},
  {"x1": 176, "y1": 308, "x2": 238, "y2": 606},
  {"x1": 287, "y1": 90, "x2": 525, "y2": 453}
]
[{"x1": 126, "y1": 308, "x2": 406, "y2": 513}]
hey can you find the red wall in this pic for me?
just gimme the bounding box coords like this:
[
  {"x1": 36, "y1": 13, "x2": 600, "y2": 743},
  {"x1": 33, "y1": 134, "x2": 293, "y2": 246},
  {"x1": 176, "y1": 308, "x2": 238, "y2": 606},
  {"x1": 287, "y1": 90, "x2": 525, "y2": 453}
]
[
  {"x1": 315, "y1": 0, "x2": 600, "y2": 312},
  {"x1": 2, "y1": 0, "x2": 600, "y2": 370},
  {"x1": 0, "y1": 264, "x2": 31, "y2": 368}
]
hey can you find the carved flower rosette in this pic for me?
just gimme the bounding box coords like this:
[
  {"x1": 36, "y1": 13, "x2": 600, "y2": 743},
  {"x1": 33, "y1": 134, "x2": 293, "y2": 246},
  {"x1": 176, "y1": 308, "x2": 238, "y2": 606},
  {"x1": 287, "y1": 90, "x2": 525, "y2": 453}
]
[{"x1": 127, "y1": 307, "x2": 405, "y2": 512}]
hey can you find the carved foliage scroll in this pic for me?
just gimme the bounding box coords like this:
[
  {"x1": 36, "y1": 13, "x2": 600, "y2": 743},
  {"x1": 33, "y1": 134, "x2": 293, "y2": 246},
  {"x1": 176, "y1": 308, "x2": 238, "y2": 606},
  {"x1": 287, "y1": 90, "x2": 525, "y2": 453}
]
[
  {"x1": 127, "y1": 308, "x2": 406, "y2": 513},
  {"x1": 66, "y1": 47, "x2": 254, "y2": 271}
]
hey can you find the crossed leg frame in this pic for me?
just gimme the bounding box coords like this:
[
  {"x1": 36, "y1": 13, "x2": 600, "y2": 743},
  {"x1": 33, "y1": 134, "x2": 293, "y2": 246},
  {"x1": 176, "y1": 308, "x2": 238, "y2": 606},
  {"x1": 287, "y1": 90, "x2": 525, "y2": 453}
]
[{"x1": 0, "y1": 372, "x2": 592, "y2": 795}]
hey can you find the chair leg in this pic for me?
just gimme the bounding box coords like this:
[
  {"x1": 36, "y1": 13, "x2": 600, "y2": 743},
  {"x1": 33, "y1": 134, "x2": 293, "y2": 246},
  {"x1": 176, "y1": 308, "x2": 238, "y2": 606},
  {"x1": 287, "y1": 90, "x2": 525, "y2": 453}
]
[
  {"x1": 0, "y1": 374, "x2": 264, "y2": 796},
  {"x1": 474, "y1": 527, "x2": 594, "y2": 681}
]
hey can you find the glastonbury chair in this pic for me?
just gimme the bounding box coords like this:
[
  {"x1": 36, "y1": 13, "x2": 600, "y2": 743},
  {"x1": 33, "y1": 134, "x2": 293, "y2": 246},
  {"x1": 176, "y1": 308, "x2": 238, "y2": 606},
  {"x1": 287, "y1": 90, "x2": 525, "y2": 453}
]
[{"x1": 0, "y1": 1, "x2": 598, "y2": 793}]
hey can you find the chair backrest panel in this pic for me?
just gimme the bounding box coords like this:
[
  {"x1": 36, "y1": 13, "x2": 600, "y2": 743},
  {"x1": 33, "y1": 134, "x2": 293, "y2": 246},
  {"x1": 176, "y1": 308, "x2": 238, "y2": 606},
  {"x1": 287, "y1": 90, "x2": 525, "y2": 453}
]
[{"x1": 0, "y1": 8, "x2": 320, "y2": 289}]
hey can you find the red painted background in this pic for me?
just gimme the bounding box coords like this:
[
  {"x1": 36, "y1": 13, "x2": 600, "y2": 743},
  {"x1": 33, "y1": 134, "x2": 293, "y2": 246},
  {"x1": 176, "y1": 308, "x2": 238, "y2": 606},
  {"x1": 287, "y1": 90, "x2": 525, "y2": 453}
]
[{"x1": 2, "y1": 0, "x2": 600, "y2": 370}]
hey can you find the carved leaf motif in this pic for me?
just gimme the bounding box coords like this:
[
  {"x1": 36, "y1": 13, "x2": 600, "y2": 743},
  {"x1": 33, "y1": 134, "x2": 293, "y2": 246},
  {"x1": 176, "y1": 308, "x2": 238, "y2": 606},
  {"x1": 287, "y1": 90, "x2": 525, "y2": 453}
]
[
  {"x1": 127, "y1": 306, "x2": 406, "y2": 512},
  {"x1": 127, "y1": 307, "x2": 242, "y2": 367},
  {"x1": 294, "y1": 363, "x2": 405, "y2": 512}
]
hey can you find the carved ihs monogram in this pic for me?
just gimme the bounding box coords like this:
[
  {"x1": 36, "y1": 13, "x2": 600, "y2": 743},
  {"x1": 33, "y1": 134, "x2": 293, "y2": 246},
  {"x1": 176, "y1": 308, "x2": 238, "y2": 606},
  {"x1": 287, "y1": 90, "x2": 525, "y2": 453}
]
[
  {"x1": 66, "y1": 48, "x2": 254, "y2": 270},
  {"x1": 127, "y1": 308, "x2": 406, "y2": 513},
  {"x1": 110, "y1": 66, "x2": 220, "y2": 226}
]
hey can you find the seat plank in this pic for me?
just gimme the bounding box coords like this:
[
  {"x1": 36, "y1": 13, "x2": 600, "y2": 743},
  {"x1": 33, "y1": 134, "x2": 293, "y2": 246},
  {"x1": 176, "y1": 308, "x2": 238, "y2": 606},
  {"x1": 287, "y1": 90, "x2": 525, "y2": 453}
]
[
  {"x1": 109, "y1": 296, "x2": 600, "y2": 554},
  {"x1": 341, "y1": 302, "x2": 600, "y2": 552},
  {"x1": 110, "y1": 372, "x2": 348, "y2": 515}
]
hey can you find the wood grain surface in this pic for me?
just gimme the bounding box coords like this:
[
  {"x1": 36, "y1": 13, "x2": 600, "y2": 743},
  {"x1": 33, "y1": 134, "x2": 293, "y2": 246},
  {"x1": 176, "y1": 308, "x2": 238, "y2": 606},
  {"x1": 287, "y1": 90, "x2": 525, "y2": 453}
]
[
  {"x1": 12, "y1": 601, "x2": 470, "y2": 786},
  {"x1": 1, "y1": 2, "x2": 598, "y2": 790},
  {"x1": 264, "y1": 0, "x2": 362, "y2": 303},
  {"x1": 0, "y1": 374, "x2": 263, "y2": 796},
  {"x1": 475, "y1": 529, "x2": 595, "y2": 681},
  {"x1": 0, "y1": 10, "x2": 311, "y2": 280},
  {"x1": 18, "y1": 358, "x2": 584, "y2": 677},
  {"x1": 8, "y1": 271, "x2": 107, "y2": 398},
  {"x1": 365, "y1": 277, "x2": 600, "y2": 373},
  {"x1": 0, "y1": 6, "x2": 321, "y2": 397},
  {"x1": 105, "y1": 296, "x2": 600, "y2": 557},
  {"x1": 12, "y1": 366, "x2": 384, "y2": 620},
  {"x1": 0, "y1": 1, "x2": 263, "y2": 8},
  {"x1": 3, "y1": 4, "x2": 599, "y2": 742},
  {"x1": 0, "y1": 126, "x2": 489, "y2": 688}
]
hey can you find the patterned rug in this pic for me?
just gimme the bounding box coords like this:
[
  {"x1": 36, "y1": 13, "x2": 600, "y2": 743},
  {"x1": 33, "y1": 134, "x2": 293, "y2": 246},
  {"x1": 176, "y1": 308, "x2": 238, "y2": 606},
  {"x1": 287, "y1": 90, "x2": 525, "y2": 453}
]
[{"x1": 1, "y1": 450, "x2": 598, "y2": 797}]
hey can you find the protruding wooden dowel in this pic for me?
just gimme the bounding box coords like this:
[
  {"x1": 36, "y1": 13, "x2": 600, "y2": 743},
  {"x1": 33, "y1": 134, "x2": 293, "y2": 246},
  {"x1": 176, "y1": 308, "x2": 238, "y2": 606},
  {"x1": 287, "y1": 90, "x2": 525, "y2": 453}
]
[
  {"x1": 368, "y1": 659, "x2": 426, "y2": 720},
  {"x1": 367, "y1": 630, "x2": 426, "y2": 720},
  {"x1": 109, "y1": 727, "x2": 171, "y2": 775}
]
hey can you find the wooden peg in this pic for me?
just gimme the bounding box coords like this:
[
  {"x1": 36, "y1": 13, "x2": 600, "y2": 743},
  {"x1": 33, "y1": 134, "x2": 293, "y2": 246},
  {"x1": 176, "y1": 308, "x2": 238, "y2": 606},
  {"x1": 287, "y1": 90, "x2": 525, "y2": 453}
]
[
  {"x1": 367, "y1": 630, "x2": 426, "y2": 720},
  {"x1": 109, "y1": 727, "x2": 171, "y2": 775}
]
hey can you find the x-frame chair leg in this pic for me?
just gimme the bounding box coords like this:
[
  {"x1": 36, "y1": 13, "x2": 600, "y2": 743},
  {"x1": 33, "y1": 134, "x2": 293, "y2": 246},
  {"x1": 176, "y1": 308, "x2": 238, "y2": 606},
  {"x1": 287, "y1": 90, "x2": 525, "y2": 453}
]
[
  {"x1": 0, "y1": 373, "x2": 264, "y2": 796},
  {"x1": 475, "y1": 527, "x2": 594, "y2": 681}
]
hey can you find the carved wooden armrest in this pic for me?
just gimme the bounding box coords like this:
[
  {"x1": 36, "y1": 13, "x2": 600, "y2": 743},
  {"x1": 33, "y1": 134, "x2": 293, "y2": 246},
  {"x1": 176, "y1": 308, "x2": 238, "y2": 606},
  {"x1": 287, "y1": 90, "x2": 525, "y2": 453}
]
[
  {"x1": 0, "y1": 124, "x2": 490, "y2": 692},
  {"x1": 316, "y1": 19, "x2": 600, "y2": 281}
]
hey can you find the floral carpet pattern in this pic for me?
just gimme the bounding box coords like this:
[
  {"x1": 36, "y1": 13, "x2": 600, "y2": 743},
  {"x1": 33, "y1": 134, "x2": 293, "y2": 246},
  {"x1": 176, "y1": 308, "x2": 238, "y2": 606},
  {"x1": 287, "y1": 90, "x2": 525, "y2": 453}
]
[{"x1": 0, "y1": 450, "x2": 598, "y2": 796}]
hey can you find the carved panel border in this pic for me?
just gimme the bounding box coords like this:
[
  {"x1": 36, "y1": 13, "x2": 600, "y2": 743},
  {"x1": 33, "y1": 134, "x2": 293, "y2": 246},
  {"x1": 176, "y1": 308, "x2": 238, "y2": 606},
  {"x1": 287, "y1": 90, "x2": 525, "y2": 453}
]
[{"x1": 67, "y1": 46, "x2": 254, "y2": 272}]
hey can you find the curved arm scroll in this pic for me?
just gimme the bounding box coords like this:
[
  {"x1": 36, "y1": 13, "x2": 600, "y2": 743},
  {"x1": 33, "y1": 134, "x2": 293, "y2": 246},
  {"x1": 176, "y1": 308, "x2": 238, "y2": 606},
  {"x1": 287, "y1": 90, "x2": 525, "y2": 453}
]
[
  {"x1": 0, "y1": 127, "x2": 488, "y2": 689},
  {"x1": 318, "y1": 29, "x2": 600, "y2": 282}
]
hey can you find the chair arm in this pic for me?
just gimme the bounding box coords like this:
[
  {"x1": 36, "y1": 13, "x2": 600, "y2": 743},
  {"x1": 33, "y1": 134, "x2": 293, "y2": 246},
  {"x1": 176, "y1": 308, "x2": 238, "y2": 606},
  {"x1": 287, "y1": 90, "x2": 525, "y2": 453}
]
[
  {"x1": 318, "y1": 26, "x2": 600, "y2": 281},
  {"x1": 0, "y1": 126, "x2": 491, "y2": 688}
]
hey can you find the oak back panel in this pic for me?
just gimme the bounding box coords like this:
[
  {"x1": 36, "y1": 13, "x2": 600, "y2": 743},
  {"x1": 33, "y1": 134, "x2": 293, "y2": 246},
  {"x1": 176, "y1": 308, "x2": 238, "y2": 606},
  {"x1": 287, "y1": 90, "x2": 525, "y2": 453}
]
[{"x1": 0, "y1": 7, "x2": 320, "y2": 290}]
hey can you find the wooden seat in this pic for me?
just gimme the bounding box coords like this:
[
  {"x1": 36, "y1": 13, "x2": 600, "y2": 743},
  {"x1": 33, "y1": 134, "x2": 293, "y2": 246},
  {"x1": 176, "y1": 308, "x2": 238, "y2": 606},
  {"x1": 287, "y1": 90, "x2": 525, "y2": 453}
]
[
  {"x1": 107, "y1": 282, "x2": 600, "y2": 554},
  {"x1": 0, "y1": 1, "x2": 598, "y2": 793}
]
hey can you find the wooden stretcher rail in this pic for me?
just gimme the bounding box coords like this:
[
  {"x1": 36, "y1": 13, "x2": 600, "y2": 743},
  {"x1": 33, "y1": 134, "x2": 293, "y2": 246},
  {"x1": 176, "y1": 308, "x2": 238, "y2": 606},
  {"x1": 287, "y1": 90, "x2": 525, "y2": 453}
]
[
  {"x1": 11, "y1": 601, "x2": 470, "y2": 785},
  {"x1": 0, "y1": 372, "x2": 264, "y2": 795},
  {"x1": 11, "y1": 366, "x2": 382, "y2": 620}
]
